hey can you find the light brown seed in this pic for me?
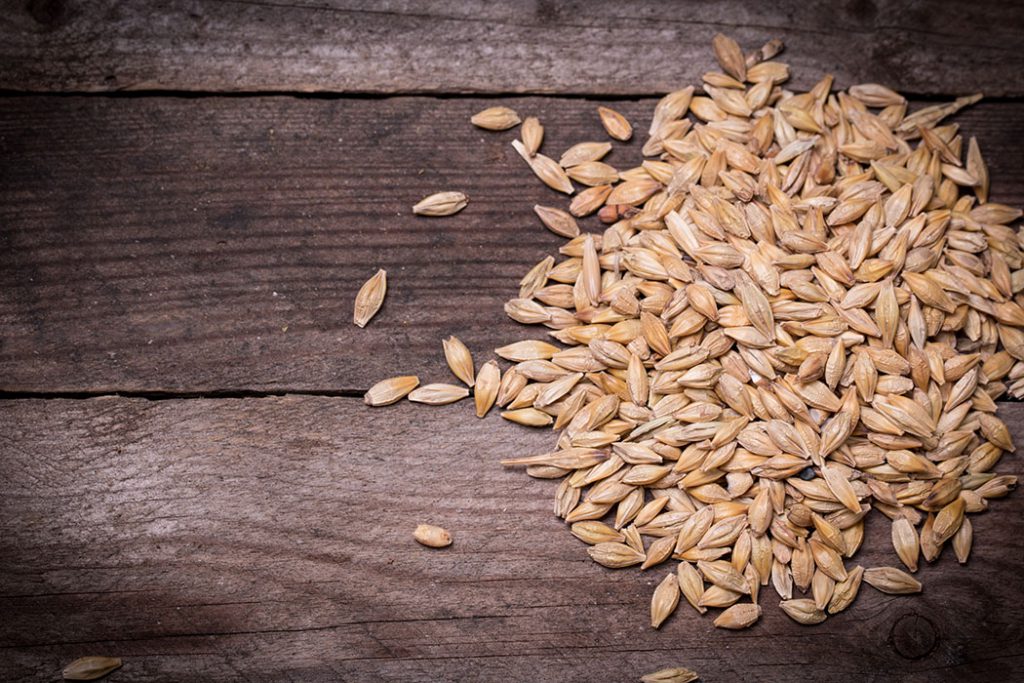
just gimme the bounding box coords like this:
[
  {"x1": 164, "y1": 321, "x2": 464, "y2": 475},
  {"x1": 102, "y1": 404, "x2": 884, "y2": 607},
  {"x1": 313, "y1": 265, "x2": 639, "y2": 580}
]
[
  {"x1": 501, "y1": 408, "x2": 554, "y2": 427},
  {"x1": 812, "y1": 569, "x2": 835, "y2": 611},
  {"x1": 413, "y1": 524, "x2": 452, "y2": 548},
  {"x1": 698, "y1": 585, "x2": 742, "y2": 608},
  {"x1": 712, "y1": 33, "x2": 747, "y2": 81},
  {"x1": 503, "y1": 448, "x2": 607, "y2": 470},
  {"x1": 713, "y1": 603, "x2": 761, "y2": 630},
  {"x1": 571, "y1": 521, "x2": 625, "y2": 545},
  {"x1": 496, "y1": 339, "x2": 561, "y2": 362},
  {"x1": 521, "y1": 116, "x2": 544, "y2": 156},
  {"x1": 779, "y1": 599, "x2": 827, "y2": 625},
  {"x1": 641, "y1": 667, "x2": 700, "y2": 683},
  {"x1": 698, "y1": 560, "x2": 750, "y2": 594},
  {"x1": 952, "y1": 516, "x2": 973, "y2": 564},
  {"x1": 932, "y1": 497, "x2": 966, "y2": 546},
  {"x1": 849, "y1": 83, "x2": 905, "y2": 106},
  {"x1": 62, "y1": 657, "x2": 123, "y2": 681},
  {"x1": 513, "y1": 140, "x2": 574, "y2": 194},
  {"x1": 891, "y1": 517, "x2": 920, "y2": 572},
  {"x1": 407, "y1": 383, "x2": 469, "y2": 405},
  {"x1": 570, "y1": 184, "x2": 613, "y2": 216},
  {"x1": 828, "y1": 565, "x2": 864, "y2": 614},
  {"x1": 364, "y1": 375, "x2": 419, "y2": 406},
  {"x1": 649, "y1": 87, "x2": 695, "y2": 137},
  {"x1": 863, "y1": 567, "x2": 922, "y2": 594},
  {"x1": 588, "y1": 542, "x2": 646, "y2": 568},
  {"x1": 821, "y1": 465, "x2": 862, "y2": 514},
  {"x1": 442, "y1": 335, "x2": 475, "y2": 387},
  {"x1": 560, "y1": 141, "x2": 613, "y2": 167},
  {"x1": 471, "y1": 106, "x2": 521, "y2": 130},
  {"x1": 353, "y1": 268, "x2": 387, "y2": 328},
  {"x1": 677, "y1": 560, "x2": 707, "y2": 615},
  {"x1": 412, "y1": 191, "x2": 468, "y2": 216},
  {"x1": 598, "y1": 106, "x2": 633, "y2": 141},
  {"x1": 474, "y1": 360, "x2": 500, "y2": 418},
  {"x1": 651, "y1": 572, "x2": 681, "y2": 628},
  {"x1": 534, "y1": 204, "x2": 580, "y2": 238},
  {"x1": 567, "y1": 161, "x2": 619, "y2": 186}
]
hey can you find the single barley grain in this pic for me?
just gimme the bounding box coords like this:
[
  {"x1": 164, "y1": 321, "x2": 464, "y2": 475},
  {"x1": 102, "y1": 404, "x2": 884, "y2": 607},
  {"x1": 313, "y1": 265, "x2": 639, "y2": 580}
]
[
  {"x1": 598, "y1": 106, "x2": 633, "y2": 141},
  {"x1": 474, "y1": 360, "x2": 501, "y2": 418},
  {"x1": 713, "y1": 603, "x2": 761, "y2": 630},
  {"x1": 828, "y1": 566, "x2": 864, "y2": 614},
  {"x1": 442, "y1": 336, "x2": 476, "y2": 387},
  {"x1": 534, "y1": 204, "x2": 581, "y2": 238},
  {"x1": 364, "y1": 375, "x2": 419, "y2": 406},
  {"x1": 407, "y1": 384, "x2": 469, "y2": 405},
  {"x1": 651, "y1": 572, "x2": 681, "y2": 628},
  {"x1": 641, "y1": 667, "x2": 700, "y2": 683},
  {"x1": 62, "y1": 657, "x2": 123, "y2": 681},
  {"x1": 522, "y1": 116, "x2": 544, "y2": 156},
  {"x1": 779, "y1": 599, "x2": 827, "y2": 625},
  {"x1": 413, "y1": 524, "x2": 452, "y2": 548},
  {"x1": 471, "y1": 106, "x2": 521, "y2": 130},
  {"x1": 412, "y1": 191, "x2": 468, "y2": 216},
  {"x1": 864, "y1": 567, "x2": 923, "y2": 594},
  {"x1": 353, "y1": 269, "x2": 386, "y2": 328}
]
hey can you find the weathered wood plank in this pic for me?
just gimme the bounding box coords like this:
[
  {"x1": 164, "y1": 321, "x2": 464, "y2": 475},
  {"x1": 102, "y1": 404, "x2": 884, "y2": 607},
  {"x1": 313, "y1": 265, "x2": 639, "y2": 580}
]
[
  {"x1": 2, "y1": 96, "x2": 1022, "y2": 394},
  {"x1": 1, "y1": 0, "x2": 1023, "y2": 96},
  {"x1": 1, "y1": 397, "x2": 1021, "y2": 681}
]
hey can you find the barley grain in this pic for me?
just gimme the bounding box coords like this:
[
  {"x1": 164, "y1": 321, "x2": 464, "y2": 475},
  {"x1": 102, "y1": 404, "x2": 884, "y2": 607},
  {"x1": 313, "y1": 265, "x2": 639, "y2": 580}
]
[
  {"x1": 413, "y1": 191, "x2": 468, "y2": 216},
  {"x1": 864, "y1": 566, "x2": 922, "y2": 594},
  {"x1": 364, "y1": 375, "x2": 419, "y2": 406},
  {"x1": 513, "y1": 140, "x2": 574, "y2": 194},
  {"x1": 521, "y1": 116, "x2": 544, "y2": 156},
  {"x1": 62, "y1": 657, "x2": 123, "y2": 681},
  {"x1": 598, "y1": 106, "x2": 633, "y2": 141},
  {"x1": 589, "y1": 542, "x2": 646, "y2": 568},
  {"x1": 891, "y1": 517, "x2": 920, "y2": 572},
  {"x1": 641, "y1": 667, "x2": 700, "y2": 683},
  {"x1": 471, "y1": 106, "x2": 521, "y2": 130},
  {"x1": 353, "y1": 269, "x2": 386, "y2": 328},
  {"x1": 780, "y1": 599, "x2": 827, "y2": 625},
  {"x1": 534, "y1": 205, "x2": 581, "y2": 238},
  {"x1": 442, "y1": 336, "x2": 475, "y2": 387},
  {"x1": 413, "y1": 524, "x2": 452, "y2": 548},
  {"x1": 651, "y1": 572, "x2": 680, "y2": 628},
  {"x1": 713, "y1": 603, "x2": 761, "y2": 630},
  {"x1": 408, "y1": 383, "x2": 469, "y2": 405},
  {"x1": 474, "y1": 360, "x2": 501, "y2": 418}
]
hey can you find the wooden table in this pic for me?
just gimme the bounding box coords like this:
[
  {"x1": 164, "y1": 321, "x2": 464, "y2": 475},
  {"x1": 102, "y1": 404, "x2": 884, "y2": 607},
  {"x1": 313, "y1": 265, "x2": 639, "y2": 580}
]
[{"x1": 2, "y1": 2, "x2": 1023, "y2": 681}]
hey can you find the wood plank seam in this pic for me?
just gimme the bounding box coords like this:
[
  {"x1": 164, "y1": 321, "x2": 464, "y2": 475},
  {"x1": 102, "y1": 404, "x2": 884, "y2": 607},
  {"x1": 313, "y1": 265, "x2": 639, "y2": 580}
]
[
  {"x1": 1, "y1": 91, "x2": 1024, "y2": 102},
  {"x1": 0, "y1": 389, "x2": 368, "y2": 400}
]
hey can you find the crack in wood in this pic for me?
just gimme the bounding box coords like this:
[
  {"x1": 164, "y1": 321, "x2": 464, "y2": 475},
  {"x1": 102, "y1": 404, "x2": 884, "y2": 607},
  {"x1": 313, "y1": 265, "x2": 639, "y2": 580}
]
[
  {"x1": 1, "y1": 89, "x2": 1023, "y2": 102},
  {"x1": 0, "y1": 389, "x2": 367, "y2": 401}
]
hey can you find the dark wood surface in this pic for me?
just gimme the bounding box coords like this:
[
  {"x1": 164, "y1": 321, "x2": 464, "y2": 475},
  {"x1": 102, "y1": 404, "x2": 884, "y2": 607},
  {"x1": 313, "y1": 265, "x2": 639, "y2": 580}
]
[
  {"x1": 2, "y1": 97, "x2": 1022, "y2": 394},
  {"x1": 2, "y1": 397, "x2": 1022, "y2": 682},
  {"x1": 2, "y1": 2, "x2": 1024, "y2": 681},
  {"x1": 1, "y1": 0, "x2": 1023, "y2": 96}
]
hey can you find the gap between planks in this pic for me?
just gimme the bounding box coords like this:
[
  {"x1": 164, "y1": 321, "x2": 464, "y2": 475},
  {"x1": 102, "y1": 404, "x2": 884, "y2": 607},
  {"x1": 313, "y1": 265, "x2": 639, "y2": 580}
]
[
  {"x1": 0, "y1": 90, "x2": 1023, "y2": 104},
  {"x1": 0, "y1": 389, "x2": 367, "y2": 401},
  {"x1": 0, "y1": 390, "x2": 1021, "y2": 405}
]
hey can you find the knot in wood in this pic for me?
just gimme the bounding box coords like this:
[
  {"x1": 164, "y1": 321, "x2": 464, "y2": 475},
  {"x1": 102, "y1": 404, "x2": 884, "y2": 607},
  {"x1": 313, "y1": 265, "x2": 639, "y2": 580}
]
[{"x1": 890, "y1": 612, "x2": 939, "y2": 660}]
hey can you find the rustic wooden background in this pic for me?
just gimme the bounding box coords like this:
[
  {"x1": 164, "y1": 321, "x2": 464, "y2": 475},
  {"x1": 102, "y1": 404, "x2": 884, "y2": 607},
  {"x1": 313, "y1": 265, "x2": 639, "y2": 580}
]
[{"x1": 2, "y1": 1, "x2": 1023, "y2": 681}]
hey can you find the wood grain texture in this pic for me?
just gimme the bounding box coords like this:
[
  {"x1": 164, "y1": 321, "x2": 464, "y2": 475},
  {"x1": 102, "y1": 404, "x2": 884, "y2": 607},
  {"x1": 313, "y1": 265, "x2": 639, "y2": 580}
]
[
  {"x1": 1, "y1": 396, "x2": 1021, "y2": 682},
  {"x1": 1, "y1": 0, "x2": 1023, "y2": 95},
  {"x1": 2, "y1": 96, "x2": 1022, "y2": 394}
]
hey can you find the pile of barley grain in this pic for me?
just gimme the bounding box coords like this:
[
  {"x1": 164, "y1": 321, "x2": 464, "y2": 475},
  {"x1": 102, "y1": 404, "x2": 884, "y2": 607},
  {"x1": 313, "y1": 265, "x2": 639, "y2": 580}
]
[{"x1": 363, "y1": 34, "x2": 1020, "y2": 629}]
